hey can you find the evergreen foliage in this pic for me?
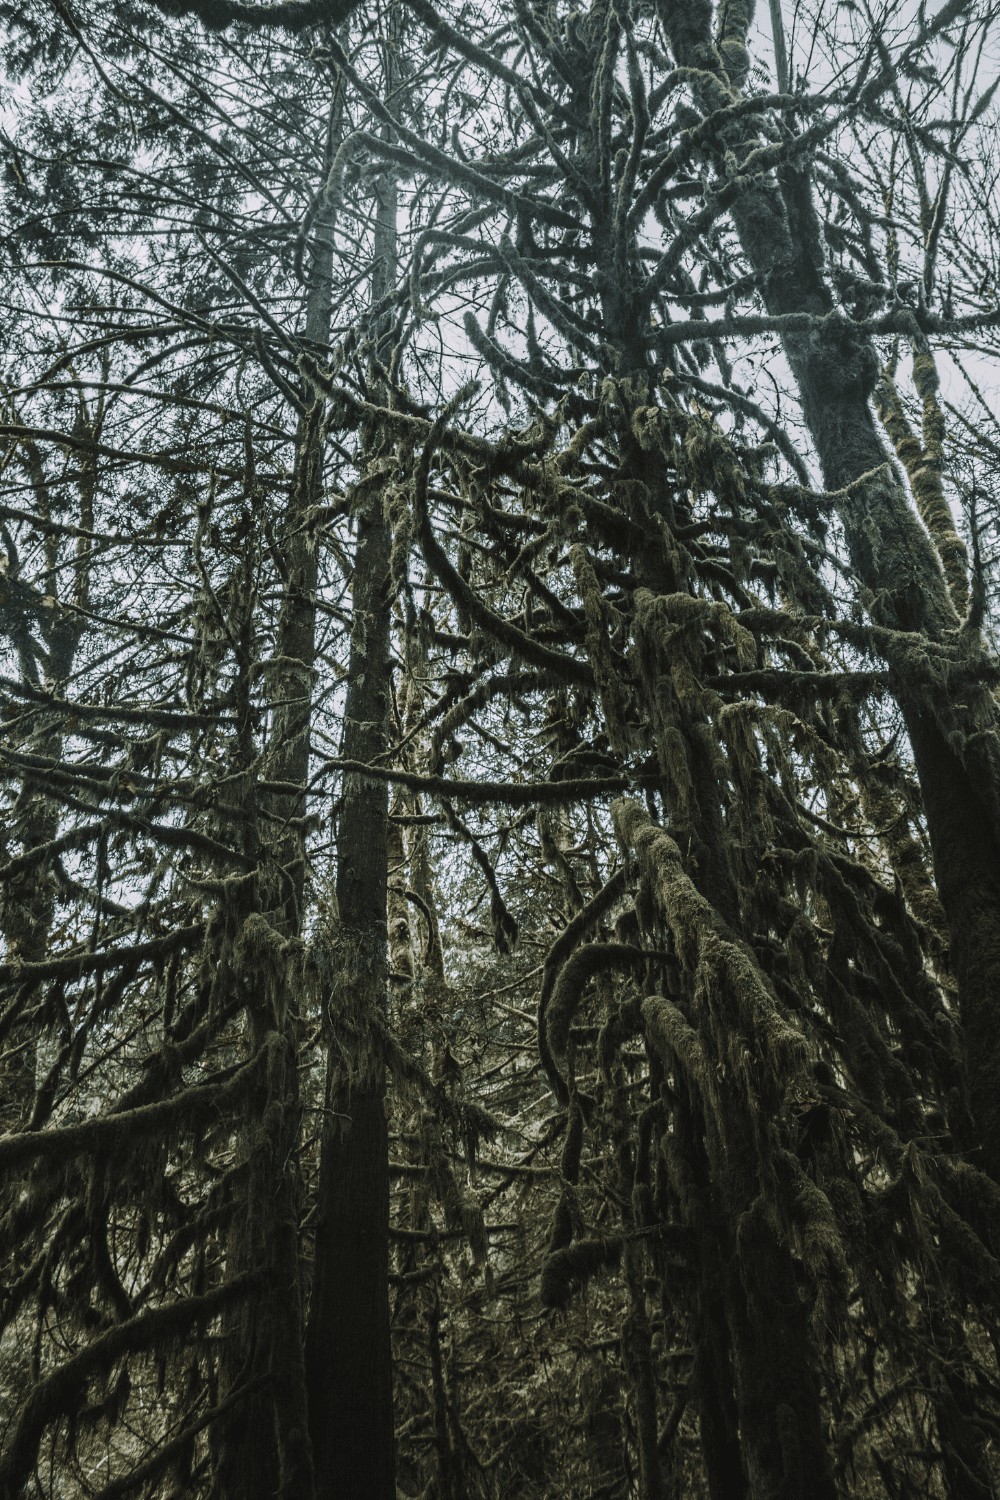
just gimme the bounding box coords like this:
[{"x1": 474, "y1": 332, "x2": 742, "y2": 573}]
[{"x1": 2, "y1": 1, "x2": 1000, "y2": 1496}]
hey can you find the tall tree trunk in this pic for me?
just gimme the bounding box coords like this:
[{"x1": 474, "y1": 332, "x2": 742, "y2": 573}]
[
  {"x1": 659, "y1": 0, "x2": 1000, "y2": 1184},
  {"x1": 305, "y1": 480, "x2": 395, "y2": 1500},
  {"x1": 306, "y1": 22, "x2": 399, "y2": 1493},
  {"x1": 653, "y1": 3, "x2": 1000, "y2": 1493},
  {"x1": 213, "y1": 87, "x2": 344, "y2": 1500}
]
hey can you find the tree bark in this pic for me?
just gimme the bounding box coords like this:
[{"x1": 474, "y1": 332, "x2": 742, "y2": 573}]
[
  {"x1": 306, "y1": 22, "x2": 399, "y2": 1491},
  {"x1": 306, "y1": 495, "x2": 395, "y2": 1500}
]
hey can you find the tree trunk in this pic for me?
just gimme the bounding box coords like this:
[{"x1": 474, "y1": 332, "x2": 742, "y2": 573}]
[
  {"x1": 306, "y1": 29, "x2": 399, "y2": 1490},
  {"x1": 213, "y1": 87, "x2": 344, "y2": 1500},
  {"x1": 659, "y1": 0, "x2": 1000, "y2": 1184},
  {"x1": 306, "y1": 496, "x2": 395, "y2": 1500}
]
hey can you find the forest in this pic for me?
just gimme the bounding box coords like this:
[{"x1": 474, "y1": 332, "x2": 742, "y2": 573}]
[{"x1": 2, "y1": 0, "x2": 1000, "y2": 1495}]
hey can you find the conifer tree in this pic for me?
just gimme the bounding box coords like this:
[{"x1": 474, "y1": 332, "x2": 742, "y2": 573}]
[{"x1": 2, "y1": 1, "x2": 1000, "y2": 1497}]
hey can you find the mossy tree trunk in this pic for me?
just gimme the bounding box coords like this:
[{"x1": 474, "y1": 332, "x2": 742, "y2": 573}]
[
  {"x1": 212, "y1": 87, "x2": 345, "y2": 1500},
  {"x1": 305, "y1": 25, "x2": 399, "y2": 1494},
  {"x1": 305, "y1": 483, "x2": 395, "y2": 1500},
  {"x1": 659, "y1": 0, "x2": 1000, "y2": 1185}
]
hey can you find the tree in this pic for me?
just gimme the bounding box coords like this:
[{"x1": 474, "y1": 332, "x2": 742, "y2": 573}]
[
  {"x1": 305, "y1": 12, "x2": 399, "y2": 1496},
  {"x1": 0, "y1": 10, "x2": 400, "y2": 1496},
  {"x1": 2, "y1": 1, "x2": 1000, "y2": 1497}
]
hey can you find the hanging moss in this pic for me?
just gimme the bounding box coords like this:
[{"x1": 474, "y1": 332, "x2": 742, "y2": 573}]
[
  {"x1": 774, "y1": 1149, "x2": 849, "y2": 1334},
  {"x1": 613, "y1": 798, "x2": 809, "y2": 1087},
  {"x1": 641, "y1": 994, "x2": 708, "y2": 1090},
  {"x1": 546, "y1": 942, "x2": 652, "y2": 1099},
  {"x1": 570, "y1": 542, "x2": 636, "y2": 754},
  {"x1": 539, "y1": 1236, "x2": 623, "y2": 1310},
  {"x1": 875, "y1": 349, "x2": 969, "y2": 614}
]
